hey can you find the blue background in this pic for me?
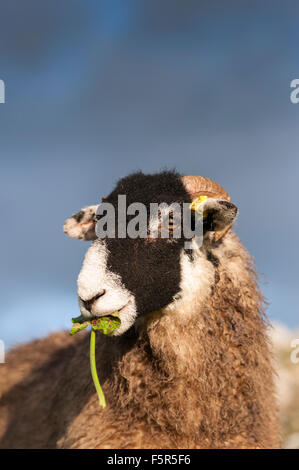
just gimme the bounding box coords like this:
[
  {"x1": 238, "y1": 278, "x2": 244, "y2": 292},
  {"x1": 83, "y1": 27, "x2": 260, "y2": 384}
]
[{"x1": 0, "y1": 0, "x2": 298, "y2": 348}]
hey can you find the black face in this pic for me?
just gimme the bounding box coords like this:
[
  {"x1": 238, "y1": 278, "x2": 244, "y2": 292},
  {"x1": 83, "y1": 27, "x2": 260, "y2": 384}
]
[{"x1": 103, "y1": 170, "x2": 192, "y2": 316}]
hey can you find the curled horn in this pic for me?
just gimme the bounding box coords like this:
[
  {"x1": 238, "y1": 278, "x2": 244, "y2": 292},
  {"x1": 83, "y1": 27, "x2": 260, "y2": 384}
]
[
  {"x1": 181, "y1": 175, "x2": 231, "y2": 201},
  {"x1": 181, "y1": 175, "x2": 233, "y2": 242}
]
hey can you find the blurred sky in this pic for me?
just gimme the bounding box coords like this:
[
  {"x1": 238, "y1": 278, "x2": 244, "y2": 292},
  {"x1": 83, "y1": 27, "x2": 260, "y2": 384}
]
[{"x1": 0, "y1": 0, "x2": 298, "y2": 348}]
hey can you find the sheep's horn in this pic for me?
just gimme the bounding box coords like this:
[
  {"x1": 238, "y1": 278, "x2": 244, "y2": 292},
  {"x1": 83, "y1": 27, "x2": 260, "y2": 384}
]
[
  {"x1": 181, "y1": 175, "x2": 231, "y2": 201},
  {"x1": 181, "y1": 175, "x2": 232, "y2": 242}
]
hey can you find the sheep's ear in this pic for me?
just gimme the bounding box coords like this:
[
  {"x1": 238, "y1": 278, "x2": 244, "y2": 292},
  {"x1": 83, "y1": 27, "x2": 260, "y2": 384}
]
[
  {"x1": 63, "y1": 205, "x2": 98, "y2": 240},
  {"x1": 194, "y1": 198, "x2": 238, "y2": 242}
]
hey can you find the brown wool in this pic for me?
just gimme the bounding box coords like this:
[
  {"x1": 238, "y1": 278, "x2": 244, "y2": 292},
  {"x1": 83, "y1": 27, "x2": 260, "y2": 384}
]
[{"x1": 0, "y1": 232, "x2": 281, "y2": 449}]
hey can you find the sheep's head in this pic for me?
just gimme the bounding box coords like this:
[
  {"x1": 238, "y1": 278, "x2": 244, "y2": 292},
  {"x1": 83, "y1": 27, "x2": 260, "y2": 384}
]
[{"x1": 64, "y1": 171, "x2": 237, "y2": 335}]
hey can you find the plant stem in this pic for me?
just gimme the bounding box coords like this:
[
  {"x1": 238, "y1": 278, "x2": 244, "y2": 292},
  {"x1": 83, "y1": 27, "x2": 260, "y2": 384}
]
[{"x1": 90, "y1": 329, "x2": 106, "y2": 408}]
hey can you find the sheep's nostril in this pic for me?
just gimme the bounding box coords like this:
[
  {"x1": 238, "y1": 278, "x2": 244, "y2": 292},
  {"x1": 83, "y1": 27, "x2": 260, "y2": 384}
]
[{"x1": 81, "y1": 290, "x2": 106, "y2": 311}]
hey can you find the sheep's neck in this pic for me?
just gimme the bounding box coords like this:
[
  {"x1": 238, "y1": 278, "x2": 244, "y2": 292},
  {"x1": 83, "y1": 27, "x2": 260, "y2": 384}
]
[{"x1": 112, "y1": 273, "x2": 273, "y2": 447}]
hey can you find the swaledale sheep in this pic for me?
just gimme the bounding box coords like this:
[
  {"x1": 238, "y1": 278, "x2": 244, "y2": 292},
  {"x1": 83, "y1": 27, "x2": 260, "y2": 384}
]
[{"x1": 0, "y1": 171, "x2": 280, "y2": 448}]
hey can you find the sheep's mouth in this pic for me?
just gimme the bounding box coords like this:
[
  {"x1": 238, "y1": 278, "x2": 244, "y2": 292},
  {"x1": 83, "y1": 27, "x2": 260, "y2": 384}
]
[
  {"x1": 92, "y1": 300, "x2": 131, "y2": 319},
  {"x1": 93, "y1": 311, "x2": 120, "y2": 320}
]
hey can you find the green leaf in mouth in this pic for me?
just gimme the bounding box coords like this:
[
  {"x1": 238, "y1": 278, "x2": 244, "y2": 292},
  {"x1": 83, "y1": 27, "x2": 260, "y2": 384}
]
[{"x1": 70, "y1": 312, "x2": 121, "y2": 336}]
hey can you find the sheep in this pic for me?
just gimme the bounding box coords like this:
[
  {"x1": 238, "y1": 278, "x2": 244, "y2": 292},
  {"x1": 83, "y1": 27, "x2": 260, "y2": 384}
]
[{"x1": 0, "y1": 170, "x2": 281, "y2": 449}]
